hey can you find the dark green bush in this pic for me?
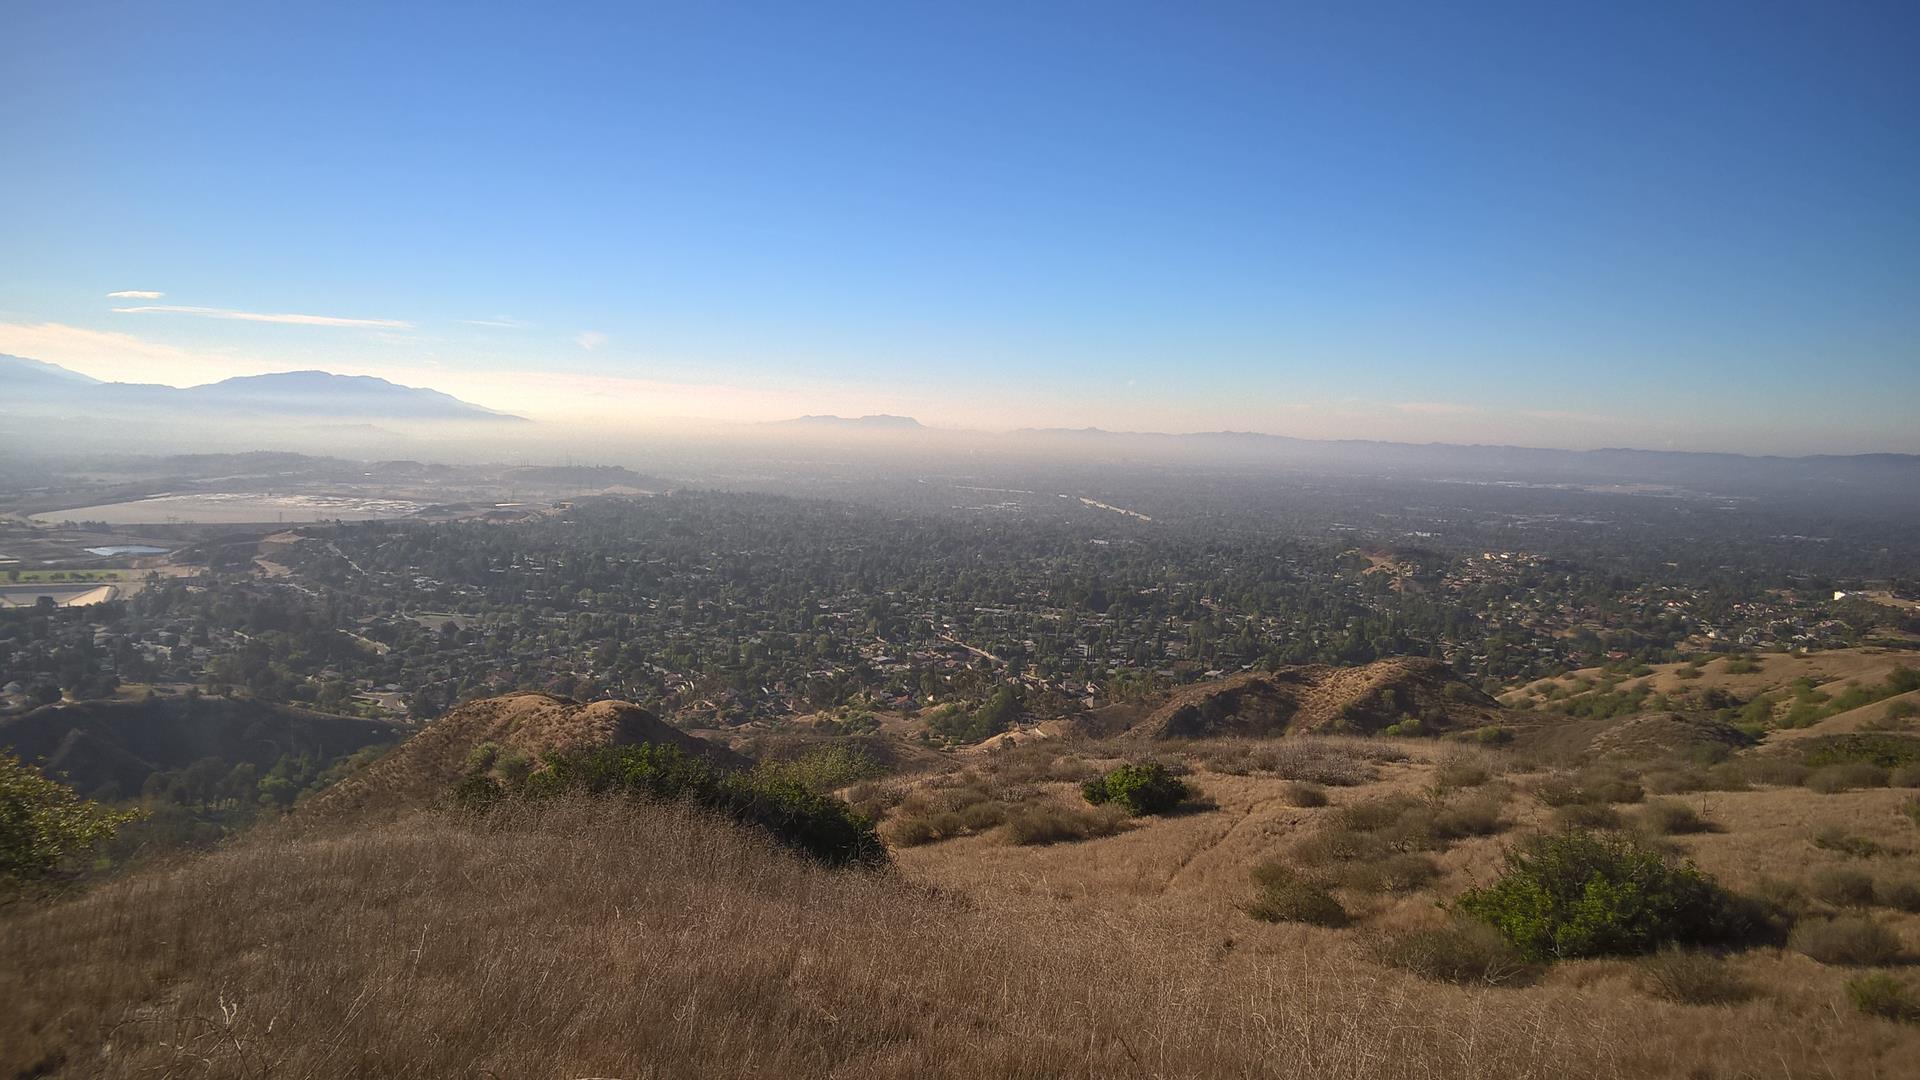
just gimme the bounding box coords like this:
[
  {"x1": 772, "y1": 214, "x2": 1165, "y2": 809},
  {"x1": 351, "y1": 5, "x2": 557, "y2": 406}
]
[
  {"x1": 456, "y1": 742, "x2": 886, "y2": 867},
  {"x1": 1082, "y1": 762, "x2": 1191, "y2": 816},
  {"x1": 1456, "y1": 830, "x2": 1764, "y2": 960},
  {"x1": 1800, "y1": 734, "x2": 1920, "y2": 769}
]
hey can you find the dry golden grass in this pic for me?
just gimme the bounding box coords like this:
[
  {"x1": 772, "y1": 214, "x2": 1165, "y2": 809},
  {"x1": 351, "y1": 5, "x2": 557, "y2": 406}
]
[
  {"x1": 13, "y1": 713, "x2": 1920, "y2": 1078},
  {"x1": 4, "y1": 794, "x2": 1916, "y2": 1079}
]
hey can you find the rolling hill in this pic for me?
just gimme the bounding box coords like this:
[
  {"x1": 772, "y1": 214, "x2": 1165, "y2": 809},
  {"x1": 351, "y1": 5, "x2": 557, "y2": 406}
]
[
  {"x1": 1124, "y1": 657, "x2": 1505, "y2": 740},
  {"x1": 0, "y1": 695, "x2": 403, "y2": 799},
  {"x1": 304, "y1": 692, "x2": 744, "y2": 816}
]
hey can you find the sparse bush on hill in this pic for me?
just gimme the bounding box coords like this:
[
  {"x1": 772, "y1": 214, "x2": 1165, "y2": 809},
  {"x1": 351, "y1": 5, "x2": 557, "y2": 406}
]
[
  {"x1": 1184, "y1": 737, "x2": 1405, "y2": 786},
  {"x1": 1737, "y1": 756, "x2": 1811, "y2": 787},
  {"x1": 752, "y1": 744, "x2": 886, "y2": 794},
  {"x1": 455, "y1": 742, "x2": 886, "y2": 867},
  {"x1": 1848, "y1": 973, "x2": 1920, "y2": 1023},
  {"x1": 1553, "y1": 803, "x2": 1623, "y2": 831},
  {"x1": 1280, "y1": 781, "x2": 1329, "y2": 807},
  {"x1": 1889, "y1": 762, "x2": 1920, "y2": 787},
  {"x1": 1246, "y1": 861, "x2": 1348, "y2": 927},
  {"x1": 1371, "y1": 919, "x2": 1533, "y2": 985},
  {"x1": 1003, "y1": 803, "x2": 1128, "y2": 845},
  {"x1": 1789, "y1": 915, "x2": 1903, "y2": 966},
  {"x1": 1636, "y1": 947, "x2": 1751, "y2": 1005},
  {"x1": 1800, "y1": 734, "x2": 1920, "y2": 770},
  {"x1": 1334, "y1": 851, "x2": 1439, "y2": 894},
  {"x1": 1432, "y1": 753, "x2": 1493, "y2": 791},
  {"x1": 1806, "y1": 763, "x2": 1889, "y2": 794},
  {"x1": 1637, "y1": 799, "x2": 1714, "y2": 835},
  {"x1": 1808, "y1": 868, "x2": 1876, "y2": 908},
  {"x1": 1, "y1": 751, "x2": 140, "y2": 888},
  {"x1": 1468, "y1": 724, "x2": 1512, "y2": 745},
  {"x1": 1457, "y1": 830, "x2": 1767, "y2": 961},
  {"x1": 1875, "y1": 877, "x2": 1920, "y2": 913},
  {"x1": 1535, "y1": 771, "x2": 1644, "y2": 808},
  {"x1": 1811, "y1": 825, "x2": 1883, "y2": 858},
  {"x1": 1082, "y1": 762, "x2": 1191, "y2": 816}
]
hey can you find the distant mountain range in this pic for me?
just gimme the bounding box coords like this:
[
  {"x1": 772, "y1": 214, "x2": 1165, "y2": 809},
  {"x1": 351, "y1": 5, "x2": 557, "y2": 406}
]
[
  {"x1": 769, "y1": 414, "x2": 924, "y2": 430},
  {"x1": 0, "y1": 355, "x2": 523, "y2": 422}
]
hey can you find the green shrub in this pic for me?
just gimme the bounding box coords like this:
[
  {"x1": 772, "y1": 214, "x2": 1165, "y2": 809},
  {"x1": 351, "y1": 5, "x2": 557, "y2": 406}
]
[
  {"x1": 459, "y1": 742, "x2": 886, "y2": 867},
  {"x1": 1470, "y1": 725, "x2": 1512, "y2": 746},
  {"x1": 1801, "y1": 734, "x2": 1920, "y2": 769},
  {"x1": 1848, "y1": 973, "x2": 1920, "y2": 1023},
  {"x1": 1636, "y1": 947, "x2": 1751, "y2": 1005},
  {"x1": 1, "y1": 751, "x2": 141, "y2": 885},
  {"x1": 1456, "y1": 830, "x2": 1763, "y2": 960},
  {"x1": 753, "y1": 745, "x2": 885, "y2": 794},
  {"x1": 1280, "y1": 781, "x2": 1329, "y2": 807},
  {"x1": 1371, "y1": 919, "x2": 1534, "y2": 984},
  {"x1": 1247, "y1": 862, "x2": 1348, "y2": 927},
  {"x1": 1789, "y1": 916, "x2": 1903, "y2": 966},
  {"x1": 1638, "y1": 799, "x2": 1714, "y2": 835},
  {"x1": 1082, "y1": 763, "x2": 1191, "y2": 816},
  {"x1": 1808, "y1": 867, "x2": 1876, "y2": 907}
]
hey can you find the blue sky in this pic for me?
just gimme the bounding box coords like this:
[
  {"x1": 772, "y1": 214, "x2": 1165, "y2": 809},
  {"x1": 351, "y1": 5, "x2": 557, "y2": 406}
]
[{"x1": 2, "y1": 1, "x2": 1916, "y2": 452}]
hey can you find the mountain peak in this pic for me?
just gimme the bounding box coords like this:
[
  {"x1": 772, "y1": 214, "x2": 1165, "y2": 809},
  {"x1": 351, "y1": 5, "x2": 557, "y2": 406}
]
[{"x1": 772, "y1": 414, "x2": 923, "y2": 429}]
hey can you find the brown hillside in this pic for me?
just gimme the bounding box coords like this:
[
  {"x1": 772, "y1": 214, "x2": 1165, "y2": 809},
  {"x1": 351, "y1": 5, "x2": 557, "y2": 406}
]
[
  {"x1": 0, "y1": 696, "x2": 402, "y2": 799},
  {"x1": 306, "y1": 693, "x2": 745, "y2": 817},
  {"x1": 1127, "y1": 658, "x2": 1503, "y2": 740}
]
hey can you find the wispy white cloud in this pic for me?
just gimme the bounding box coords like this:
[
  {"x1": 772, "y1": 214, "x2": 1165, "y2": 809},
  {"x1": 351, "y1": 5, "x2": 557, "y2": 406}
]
[
  {"x1": 106, "y1": 290, "x2": 165, "y2": 299},
  {"x1": 114, "y1": 304, "x2": 411, "y2": 329},
  {"x1": 459, "y1": 315, "x2": 531, "y2": 328},
  {"x1": 574, "y1": 330, "x2": 608, "y2": 351}
]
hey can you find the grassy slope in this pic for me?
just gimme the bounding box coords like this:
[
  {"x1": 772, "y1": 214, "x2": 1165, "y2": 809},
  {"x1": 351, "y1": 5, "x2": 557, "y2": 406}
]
[{"x1": 8, "y1": 755, "x2": 1918, "y2": 1077}]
